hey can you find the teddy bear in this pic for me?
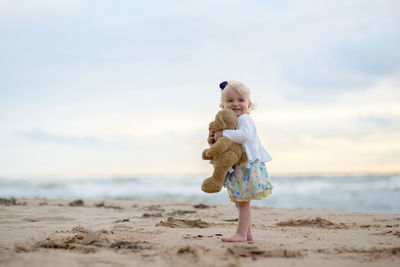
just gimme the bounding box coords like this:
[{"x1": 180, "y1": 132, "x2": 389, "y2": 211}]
[{"x1": 201, "y1": 109, "x2": 247, "y2": 193}]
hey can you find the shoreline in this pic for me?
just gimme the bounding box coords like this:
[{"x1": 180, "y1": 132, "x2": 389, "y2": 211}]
[
  {"x1": 1, "y1": 174, "x2": 399, "y2": 214},
  {"x1": 1, "y1": 198, "x2": 399, "y2": 266}
]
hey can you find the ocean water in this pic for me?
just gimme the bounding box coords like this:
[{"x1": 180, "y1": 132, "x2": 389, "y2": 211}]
[{"x1": 1, "y1": 174, "x2": 399, "y2": 214}]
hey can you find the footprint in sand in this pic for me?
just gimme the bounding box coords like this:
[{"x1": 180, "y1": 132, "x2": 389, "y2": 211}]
[
  {"x1": 15, "y1": 226, "x2": 146, "y2": 254},
  {"x1": 143, "y1": 205, "x2": 165, "y2": 212},
  {"x1": 183, "y1": 234, "x2": 214, "y2": 239},
  {"x1": 156, "y1": 217, "x2": 213, "y2": 228},
  {"x1": 166, "y1": 210, "x2": 196, "y2": 216},
  {"x1": 226, "y1": 245, "x2": 303, "y2": 259},
  {"x1": 22, "y1": 217, "x2": 75, "y2": 222},
  {"x1": 276, "y1": 217, "x2": 349, "y2": 229},
  {"x1": 316, "y1": 246, "x2": 400, "y2": 260},
  {"x1": 372, "y1": 230, "x2": 400, "y2": 238}
]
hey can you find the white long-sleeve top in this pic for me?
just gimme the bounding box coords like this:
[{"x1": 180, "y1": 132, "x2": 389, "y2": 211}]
[{"x1": 223, "y1": 114, "x2": 272, "y2": 168}]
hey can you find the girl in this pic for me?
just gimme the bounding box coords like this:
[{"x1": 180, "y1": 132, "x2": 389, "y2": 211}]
[{"x1": 208, "y1": 80, "x2": 273, "y2": 242}]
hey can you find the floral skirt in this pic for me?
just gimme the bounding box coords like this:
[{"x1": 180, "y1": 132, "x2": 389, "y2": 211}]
[{"x1": 224, "y1": 161, "x2": 272, "y2": 202}]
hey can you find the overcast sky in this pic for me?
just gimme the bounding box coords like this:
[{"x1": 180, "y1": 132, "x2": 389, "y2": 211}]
[{"x1": 1, "y1": 0, "x2": 399, "y2": 178}]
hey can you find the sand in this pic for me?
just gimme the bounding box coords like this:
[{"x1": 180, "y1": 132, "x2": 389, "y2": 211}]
[{"x1": 0, "y1": 198, "x2": 399, "y2": 267}]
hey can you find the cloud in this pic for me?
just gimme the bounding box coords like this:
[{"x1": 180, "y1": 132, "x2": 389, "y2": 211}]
[
  {"x1": 256, "y1": 74, "x2": 400, "y2": 137},
  {"x1": 16, "y1": 128, "x2": 107, "y2": 148},
  {"x1": 2, "y1": 0, "x2": 399, "y2": 102},
  {"x1": 332, "y1": 29, "x2": 400, "y2": 76},
  {"x1": 356, "y1": 115, "x2": 399, "y2": 131},
  {"x1": 1, "y1": 0, "x2": 400, "y2": 176},
  {"x1": 0, "y1": 125, "x2": 208, "y2": 178},
  {"x1": 0, "y1": 0, "x2": 83, "y2": 27}
]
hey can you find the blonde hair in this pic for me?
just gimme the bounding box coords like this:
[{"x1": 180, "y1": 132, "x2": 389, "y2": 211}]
[{"x1": 220, "y1": 80, "x2": 254, "y2": 112}]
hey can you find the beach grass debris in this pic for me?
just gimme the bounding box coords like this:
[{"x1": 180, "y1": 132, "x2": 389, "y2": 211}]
[
  {"x1": 166, "y1": 210, "x2": 196, "y2": 216},
  {"x1": 115, "y1": 218, "x2": 130, "y2": 223},
  {"x1": 94, "y1": 202, "x2": 122, "y2": 209},
  {"x1": 110, "y1": 241, "x2": 142, "y2": 250},
  {"x1": 0, "y1": 198, "x2": 27, "y2": 206},
  {"x1": 183, "y1": 234, "x2": 205, "y2": 239},
  {"x1": 223, "y1": 218, "x2": 238, "y2": 222},
  {"x1": 193, "y1": 204, "x2": 211, "y2": 209},
  {"x1": 69, "y1": 199, "x2": 84, "y2": 207},
  {"x1": 0, "y1": 198, "x2": 17, "y2": 206}
]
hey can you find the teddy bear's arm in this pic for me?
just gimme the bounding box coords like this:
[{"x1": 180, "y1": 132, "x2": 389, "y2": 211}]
[
  {"x1": 202, "y1": 149, "x2": 213, "y2": 160},
  {"x1": 205, "y1": 137, "x2": 233, "y2": 158}
]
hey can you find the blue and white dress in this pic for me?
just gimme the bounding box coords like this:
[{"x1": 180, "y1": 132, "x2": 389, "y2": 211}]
[
  {"x1": 225, "y1": 161, "x2": 272, "y2": 202},
  {"x1": 222, "y1": 114, "x2": 273, "y2": 202}
]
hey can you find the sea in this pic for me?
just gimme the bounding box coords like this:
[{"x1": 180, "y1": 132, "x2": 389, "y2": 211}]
[{"x1": 1, "y1": 174, "x2": 399, "y2": 214}]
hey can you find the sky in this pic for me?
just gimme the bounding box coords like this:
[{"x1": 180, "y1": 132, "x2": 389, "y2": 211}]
[{"x1": 1, "y1": 0, "x2": 399, "y2": 178}]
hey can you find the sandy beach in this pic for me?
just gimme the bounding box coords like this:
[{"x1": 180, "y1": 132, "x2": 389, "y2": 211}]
[{"x1": 0, "y1": 198, "x2": 399, "y2": 267}]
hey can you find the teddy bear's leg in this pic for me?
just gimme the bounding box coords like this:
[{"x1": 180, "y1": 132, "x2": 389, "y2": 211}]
[
  {"x1": 201, "y1": 151, "x2": 239, "y2": 193},
  {"x1": 205, "y1": 137, "x2": 232, "y2": 159}
]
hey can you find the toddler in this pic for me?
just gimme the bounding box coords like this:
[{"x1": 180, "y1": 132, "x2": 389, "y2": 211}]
[{"x1": 208, "y1": 80, "x2": 273, "y2": 242}]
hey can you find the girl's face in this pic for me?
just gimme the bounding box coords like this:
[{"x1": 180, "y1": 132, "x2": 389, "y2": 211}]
[{"x1": 221, "y1": 87, "x2": 251, "y2": 116}]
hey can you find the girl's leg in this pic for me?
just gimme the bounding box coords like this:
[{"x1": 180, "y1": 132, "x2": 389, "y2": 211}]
[
  {"x1": 235, "y1": 202, "x2": 253, "y2": 241},
  {"x1": 247, "y1": 212, "x2": 253, "y2": 241},
  {"x1": 222, "y1": 201, "x2": 251, "y2": 242}
]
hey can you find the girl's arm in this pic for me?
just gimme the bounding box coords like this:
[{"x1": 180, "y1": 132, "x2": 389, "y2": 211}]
[
  {"x1": 222, "y1": 114, "x2": 254, "y2": 144},
  {"x1": 207, "y1": 129, "x2": 215, "y2": 145}
]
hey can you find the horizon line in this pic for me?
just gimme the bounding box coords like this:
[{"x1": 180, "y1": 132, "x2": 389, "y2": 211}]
[{"x1": 0, "y1": 171, "x2": 399, "y2": 180}]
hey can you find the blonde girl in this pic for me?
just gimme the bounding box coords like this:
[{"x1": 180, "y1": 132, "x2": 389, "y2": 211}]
[{"x1": 208, "y1": 80, "x2": 273, "y2": 242}]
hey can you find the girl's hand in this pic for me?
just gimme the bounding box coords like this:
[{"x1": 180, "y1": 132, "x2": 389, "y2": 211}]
[
  {"x1": 214, "y1": 131, "x2": 223, "y2": 141},
  {"x1": 207, "y1": 129, "x2": 215, "y2": 145}
]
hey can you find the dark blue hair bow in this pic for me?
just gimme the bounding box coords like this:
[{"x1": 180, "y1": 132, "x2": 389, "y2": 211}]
[{"x1": 219, "y1": 81, "x2": 228, "y2": 90}]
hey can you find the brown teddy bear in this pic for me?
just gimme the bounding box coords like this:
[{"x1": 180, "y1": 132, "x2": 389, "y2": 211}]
[{"x1": 201, "y1": 109, "x2": 247, "y2": 193}]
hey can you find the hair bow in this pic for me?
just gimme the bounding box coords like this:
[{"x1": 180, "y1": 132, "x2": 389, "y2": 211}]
[{"x1": 219, "y1": 81, "x2": 228, "y2": 90}]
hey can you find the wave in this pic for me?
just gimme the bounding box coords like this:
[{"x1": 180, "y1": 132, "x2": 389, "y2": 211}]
[{"x1": 1, "y1": 174, "x2": 399, "y2": 213}]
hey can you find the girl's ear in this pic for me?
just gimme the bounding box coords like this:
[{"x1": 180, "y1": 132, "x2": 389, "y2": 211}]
[
  {"x1": 247, "y1": 102, "x2": 253, "y2": 113},
  {"x1": 219, "y1": 103, "x2": 224, "y2": 109}
]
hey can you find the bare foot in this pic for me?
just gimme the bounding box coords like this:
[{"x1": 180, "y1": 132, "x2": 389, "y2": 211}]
[
  {"x1": 221, "y1": 233, "x2": 247, "y2": 242},
  {"x1": 247, "y1": 229, "x2": 254, "y2": 241},
  {"x1": 247, "y1": 234, "x2": 254, "y2": 241}
]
